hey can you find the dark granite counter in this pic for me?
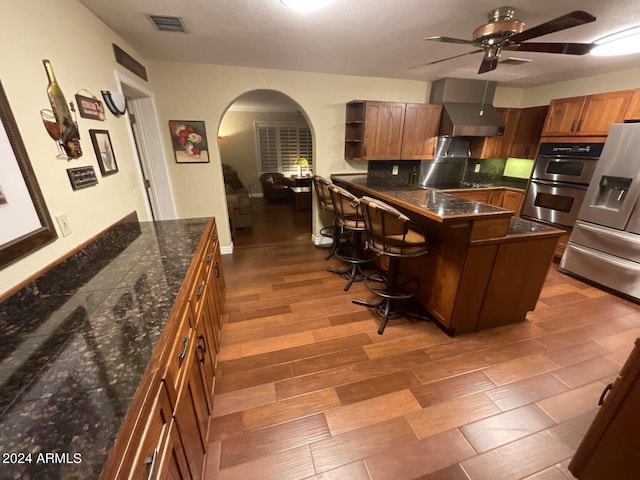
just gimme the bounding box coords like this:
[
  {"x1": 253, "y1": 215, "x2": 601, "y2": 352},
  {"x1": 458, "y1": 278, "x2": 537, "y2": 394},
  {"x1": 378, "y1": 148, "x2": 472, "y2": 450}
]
[
  {"x1": 0, "y1": 215, "x2": 209, "y2": 480},
  {"x1": 332, "y1": 174, "x2": 513, "y2": 223}
]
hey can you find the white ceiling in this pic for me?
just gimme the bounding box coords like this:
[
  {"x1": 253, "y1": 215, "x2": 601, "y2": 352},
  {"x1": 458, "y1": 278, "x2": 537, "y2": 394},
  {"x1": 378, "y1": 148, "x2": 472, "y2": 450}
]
[{"x1": 80, "y1": 0, "x2": 640, "y2": 90}]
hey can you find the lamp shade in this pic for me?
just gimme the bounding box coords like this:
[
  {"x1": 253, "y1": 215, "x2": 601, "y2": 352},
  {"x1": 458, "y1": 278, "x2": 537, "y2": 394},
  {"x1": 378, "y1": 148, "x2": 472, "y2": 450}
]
[
  {"x1": 101, "y1": 90, "x2": 127, "y2": 116},
  {"x1": 295, "y1": 157, "x2": 308, "y2": 166}
]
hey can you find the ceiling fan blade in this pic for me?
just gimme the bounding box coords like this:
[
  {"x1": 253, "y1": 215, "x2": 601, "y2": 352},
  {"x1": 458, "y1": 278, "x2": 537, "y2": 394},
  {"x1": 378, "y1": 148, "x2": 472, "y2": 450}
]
[
  {"x1": 409, "y1": 49, "x2": 483, "y2": 69},
  {"x1": 424, "y1": 36, "x2": 477, "y2": 45},
  {"x1": 504, "y1": 42, "x2": 593, "y2": 55},
  {"x1": 509, "y1": 11, "x2": 596, "y2": 43},
  {"x1": 478, "y1": 56, "x2": 498, "y2": 74}
]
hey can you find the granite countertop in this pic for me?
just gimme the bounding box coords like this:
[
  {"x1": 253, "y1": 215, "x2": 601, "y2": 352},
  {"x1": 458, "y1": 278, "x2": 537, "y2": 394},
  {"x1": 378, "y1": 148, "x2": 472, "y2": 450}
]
[
  {"x1": 0, "y1": 216, "x2": 210, "y2": 480},
  {"x1": 332, "y1": 174, "x2": 513, "y2": 223}
]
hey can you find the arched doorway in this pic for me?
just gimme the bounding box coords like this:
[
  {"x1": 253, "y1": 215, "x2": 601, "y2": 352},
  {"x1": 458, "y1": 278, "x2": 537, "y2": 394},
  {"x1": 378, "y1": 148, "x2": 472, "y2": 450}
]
[{"x1": 218, "y1": 90, "x2": 313, "y2": 247}]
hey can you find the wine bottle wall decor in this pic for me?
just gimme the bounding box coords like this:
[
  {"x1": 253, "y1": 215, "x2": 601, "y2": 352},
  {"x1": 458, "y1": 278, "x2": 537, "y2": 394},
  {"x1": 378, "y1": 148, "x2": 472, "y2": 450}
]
[{"x1": 42, "y1": 59, "x2": 82, "y2": 159}]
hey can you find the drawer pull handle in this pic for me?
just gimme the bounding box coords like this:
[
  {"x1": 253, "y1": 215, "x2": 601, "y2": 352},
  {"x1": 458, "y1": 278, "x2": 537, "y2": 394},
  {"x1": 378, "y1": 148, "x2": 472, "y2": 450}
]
[
  {"x1": 206, "y1": 253, "x2": 213, "y2": 263},
  {"x1": 197, "y1": 335, "x2": 206, "y2": 363},
  {"x1": 214, "y1": 262, "x2": 220, "y2": 278},
  {"x1": 178, "y1": 336, "x2": 189, "y2": 360},
  {"x1": 598, "y1": 383, "x2": 613, "y2": 406},
  {"x1": 144, "y1": 448, "x2": 158, "y2": 480},
  {"x1": 212, "y1": 233, "x2": 218, "y2": 241},
  {"x1": 196, "y1": 282, "x2": 205, "y2": 298}
]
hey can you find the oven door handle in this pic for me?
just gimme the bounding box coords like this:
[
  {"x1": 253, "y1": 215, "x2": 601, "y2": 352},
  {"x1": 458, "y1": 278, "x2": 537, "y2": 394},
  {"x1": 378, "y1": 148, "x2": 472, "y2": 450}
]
[{"x1": 530, "y1": 178, "x2": 589, "y2": 189}]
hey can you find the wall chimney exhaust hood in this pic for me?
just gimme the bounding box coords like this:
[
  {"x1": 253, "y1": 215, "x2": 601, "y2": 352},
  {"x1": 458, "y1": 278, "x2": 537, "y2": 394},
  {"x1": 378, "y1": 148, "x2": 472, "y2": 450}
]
[{"x1": 430, "y1": 78, "x2": 505, "y2": 137}]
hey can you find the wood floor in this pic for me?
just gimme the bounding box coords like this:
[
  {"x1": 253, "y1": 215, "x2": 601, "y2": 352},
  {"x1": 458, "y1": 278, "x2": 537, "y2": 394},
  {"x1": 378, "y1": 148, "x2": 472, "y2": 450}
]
[{"x1": 205, "y1": 200, "x2": 640, "y2": 480}]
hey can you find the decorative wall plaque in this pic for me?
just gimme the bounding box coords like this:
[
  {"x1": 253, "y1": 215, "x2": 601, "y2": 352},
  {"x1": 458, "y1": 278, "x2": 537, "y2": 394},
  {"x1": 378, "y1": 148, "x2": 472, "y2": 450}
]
[
  {"x1": 67, "y1": 166, "x2": 98, "y2": 190},
  {"x1": 112, "y1": 44, "x2": 148, "y2": 81}
]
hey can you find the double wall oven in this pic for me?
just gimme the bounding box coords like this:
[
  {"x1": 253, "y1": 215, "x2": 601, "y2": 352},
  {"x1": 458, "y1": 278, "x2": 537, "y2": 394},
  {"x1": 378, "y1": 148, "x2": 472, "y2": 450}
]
[{"x1": 522, "y1": 142, "x2": 604, "y2": 228}]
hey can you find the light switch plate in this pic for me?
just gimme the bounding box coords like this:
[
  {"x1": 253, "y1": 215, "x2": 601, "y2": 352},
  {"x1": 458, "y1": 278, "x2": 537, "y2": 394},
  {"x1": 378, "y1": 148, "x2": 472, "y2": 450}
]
[
  {"x1": 56, "y1": 214, "x2": 72, "y2": 237},
  {"x1": 474, "y1": 163, "x2": 481, "y2": 173},
  {"x1": 392, "y1": 165, "x2": 399, "y2": 175}
]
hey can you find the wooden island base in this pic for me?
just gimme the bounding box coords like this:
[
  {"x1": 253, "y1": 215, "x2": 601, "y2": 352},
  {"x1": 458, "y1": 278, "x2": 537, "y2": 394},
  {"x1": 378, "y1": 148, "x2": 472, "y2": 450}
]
[{"x1": 333, "y1": 175, "x2": 563, "y2": 336}]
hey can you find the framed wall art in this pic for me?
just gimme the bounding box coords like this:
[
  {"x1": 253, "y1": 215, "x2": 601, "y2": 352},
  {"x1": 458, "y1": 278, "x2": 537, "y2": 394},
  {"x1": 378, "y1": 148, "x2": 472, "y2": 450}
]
[
  {"x1": 168, "y1": 120, "x2": 210, "y2": 164},
  {"x1": 89, "y1": 129, "x2": 118, "y2": 176},
  {"x1": 0, "y1": 80, "x2": 57, "y2": 269}
]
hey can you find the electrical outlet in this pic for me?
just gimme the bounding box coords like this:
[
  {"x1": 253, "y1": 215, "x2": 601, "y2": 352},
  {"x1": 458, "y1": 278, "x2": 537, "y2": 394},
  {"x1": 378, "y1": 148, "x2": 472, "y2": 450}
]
[
  {"x1": 474, "y1": 163, "x2": 481, "y2": 173},
  {"x1": 56, "y1": 214, "x2": 72, "y2": 237},
  {"x1": 392, "y1": 165, "x2": 399, "y2": 175}
]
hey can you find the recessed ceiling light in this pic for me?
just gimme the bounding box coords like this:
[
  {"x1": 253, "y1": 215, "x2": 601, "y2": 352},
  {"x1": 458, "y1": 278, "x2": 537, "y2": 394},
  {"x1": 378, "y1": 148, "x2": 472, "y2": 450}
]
[
  {"x1": 591, "y1": 25, "x2": 640, "y2": 56},
  {"x1": 280, "y1": 0, "x2": 336, "y2": 13}
]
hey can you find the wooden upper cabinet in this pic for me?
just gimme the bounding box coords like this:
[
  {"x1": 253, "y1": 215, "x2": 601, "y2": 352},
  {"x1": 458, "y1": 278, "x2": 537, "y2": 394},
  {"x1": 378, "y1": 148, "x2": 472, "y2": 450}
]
[
  {"x1": 344, "y1": 100, "x2": 442, "y2": 160},
  {"x1": 400, "y1": 103, "x2": 443, "y2": 159},
  {"x1": 624, "y1": 89, "x2": 640, "y2": 121},
  {"x1": 470, "y1": 108, "x2": 520, "y2": 159},
  {"x1": 509, "y1": 106, "x2": 548, "y2": 159},
  {"x1": 362, "y1": 102, "x2": 405, "y2": 160},
  {"x1": 542, "y1": 91, "x2": 632, "y2": 137},
  {"x1": 579, "y1": 91, "x2": 632, "y2": 135},
  {"x1": 541, "y1": 96, "x2": 586, "y2": 136}
]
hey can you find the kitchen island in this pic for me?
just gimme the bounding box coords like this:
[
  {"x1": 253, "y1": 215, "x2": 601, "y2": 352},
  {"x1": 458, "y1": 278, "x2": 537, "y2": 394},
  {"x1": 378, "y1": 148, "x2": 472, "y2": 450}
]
[
  {"x1": 332, "y1": 174, "x2": 563, "y2": 335},
  {"x1": 0, "y1": 213, "x2": 223, "y2": 479}
]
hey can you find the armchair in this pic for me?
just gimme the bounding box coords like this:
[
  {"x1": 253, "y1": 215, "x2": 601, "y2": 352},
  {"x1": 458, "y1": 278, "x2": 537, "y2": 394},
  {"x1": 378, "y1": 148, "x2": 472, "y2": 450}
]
[
  {"x1": 222, "y1": 164, "x2": 252, "y2": 237},
  {"x1": 260, "y1": 172, "x2": 294, "y2": 202}
]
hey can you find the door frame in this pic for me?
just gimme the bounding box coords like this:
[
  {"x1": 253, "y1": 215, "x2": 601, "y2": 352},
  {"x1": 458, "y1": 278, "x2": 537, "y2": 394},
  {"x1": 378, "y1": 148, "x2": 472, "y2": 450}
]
[{"x1": 115, "y1": 70, "x2": 177, "y2": 220}]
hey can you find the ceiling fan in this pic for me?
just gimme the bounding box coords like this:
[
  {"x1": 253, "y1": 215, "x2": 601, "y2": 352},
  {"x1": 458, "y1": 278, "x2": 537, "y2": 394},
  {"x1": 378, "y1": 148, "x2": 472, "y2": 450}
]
[{"x1": 413, "y1": 7, "x2": 596, "y2": 74}]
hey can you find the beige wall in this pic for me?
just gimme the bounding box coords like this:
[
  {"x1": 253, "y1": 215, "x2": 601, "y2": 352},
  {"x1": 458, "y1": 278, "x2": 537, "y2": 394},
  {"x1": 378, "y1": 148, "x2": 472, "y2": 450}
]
[
  {"x1": 148, "y1": 60, "x2": 430, "y2": 247},
  {"x1": 218, "y1": 110, "x2": 308, "y2": 195},
  {"x1": 0, "y1": 0, "x2": 150, "y2": 297}
]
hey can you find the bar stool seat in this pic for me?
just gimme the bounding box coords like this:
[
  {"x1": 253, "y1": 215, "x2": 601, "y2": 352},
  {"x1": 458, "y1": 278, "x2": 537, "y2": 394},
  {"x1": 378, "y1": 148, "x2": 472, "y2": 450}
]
[
  {"x1": 312, "y1": 175, "x2": 344, "y2": 260},
  {"x1": 352, "y1": 196, "x2": 430, "y2": 334},
  {"x1": 326, "y1": 184, "x2": 373, "y2": 291}
]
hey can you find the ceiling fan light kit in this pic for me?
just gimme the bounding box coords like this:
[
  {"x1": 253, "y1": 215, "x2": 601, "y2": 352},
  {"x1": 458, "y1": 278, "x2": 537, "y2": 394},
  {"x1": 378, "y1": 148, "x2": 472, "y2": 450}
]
[
  {"x1": 590, "y1": 25, "x2": 640, "y2": 56},
  {"x1": 419, "y1": 7, "x2": 596, "y2": 74}
]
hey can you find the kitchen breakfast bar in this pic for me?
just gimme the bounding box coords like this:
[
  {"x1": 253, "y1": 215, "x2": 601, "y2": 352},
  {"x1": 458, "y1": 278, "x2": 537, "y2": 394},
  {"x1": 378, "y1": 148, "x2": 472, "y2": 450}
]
[{"x1": 332, "y1": 174, "x2": 564, "y2": 335}]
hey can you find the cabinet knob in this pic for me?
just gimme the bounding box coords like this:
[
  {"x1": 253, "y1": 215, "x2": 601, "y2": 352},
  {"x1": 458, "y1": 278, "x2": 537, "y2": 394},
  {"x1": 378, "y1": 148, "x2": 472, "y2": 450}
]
[
  {"x1": 206, "y1": 253, "x2": 213, "y2": 263},
  {"x1": 214, "y1": 262, "x2": 220, "y2": 278}
]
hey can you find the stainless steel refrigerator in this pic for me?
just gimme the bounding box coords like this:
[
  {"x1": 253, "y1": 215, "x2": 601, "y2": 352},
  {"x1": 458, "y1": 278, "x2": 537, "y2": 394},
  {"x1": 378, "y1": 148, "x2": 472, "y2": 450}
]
[{"x1": 560, "y1": 123, "x2": 640, "y2": 300}]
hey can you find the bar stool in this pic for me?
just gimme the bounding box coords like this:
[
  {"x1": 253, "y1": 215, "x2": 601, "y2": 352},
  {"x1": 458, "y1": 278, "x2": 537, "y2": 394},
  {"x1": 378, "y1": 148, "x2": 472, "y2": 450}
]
[
  {"x1": 312, "y1": 175, "x2": 342, "y2": 260},
  {"x1": 326, "y1": 184, "x2": 372, "y2": 291},
  {"x1": 353, "y1": 196, "x2": 429, "y2": 334}
]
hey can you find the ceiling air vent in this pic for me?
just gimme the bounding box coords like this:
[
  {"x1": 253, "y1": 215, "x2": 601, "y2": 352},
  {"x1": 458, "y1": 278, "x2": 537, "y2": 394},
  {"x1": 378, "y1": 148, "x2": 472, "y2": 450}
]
[
  {"x1": 500, "y1": 57, "x2": 533, "y2": 66},
  {"x1": 147, "y1": 15, "x2": 187, "y2": 33}
]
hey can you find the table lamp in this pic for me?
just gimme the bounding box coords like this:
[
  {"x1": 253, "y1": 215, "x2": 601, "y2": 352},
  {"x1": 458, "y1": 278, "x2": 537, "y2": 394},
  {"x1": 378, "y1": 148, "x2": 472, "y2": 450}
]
[{"x1": 295, "y1": 157, "x2": 309, "y2": 177}]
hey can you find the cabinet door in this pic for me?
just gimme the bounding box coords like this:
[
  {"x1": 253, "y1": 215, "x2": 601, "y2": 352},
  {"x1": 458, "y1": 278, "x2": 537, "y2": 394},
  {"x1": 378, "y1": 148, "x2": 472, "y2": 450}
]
[
  {"x1": 624, "y1": 89, "x2": 640, "y2": 121},
  {"x1": 488, "y1": 189, "x2": 504, "y2": 207},
  {"x1": 129, "y1": 385, "x2": 189, "y2": 480},
  {"x1": 174, "y1": 340, "x2": 209, "y2": 480},
  {"x1": 541, "y1": 96, "x2": 586, "y2": 136},
  {"x1": 157, "y1": 421, "x2": 192, "y2": 480},
  {"x1": 194, "y1": 302, "x2": 216, "y2": 407},
  {"x1": 363, "y1": 102, "x2": 405, "y2": 160},
  {"x1": 577, "y1": 91, "x2": 633, "y2": 136},
  {"x1": 400, "y1": 103, "x2": 442, "y2": 159},
  {"x1": 470, "y1": 108, "x2": 518, "y2": 159},
  {"x1": 501, "y1": 190, "x2": 524, "y2": 216},
  {"x1": 569, "y1": 338, "x2": 640, "y2": 480},
  {"x1": 509, "y1": 106, "x2": 548, "y2": 159}
]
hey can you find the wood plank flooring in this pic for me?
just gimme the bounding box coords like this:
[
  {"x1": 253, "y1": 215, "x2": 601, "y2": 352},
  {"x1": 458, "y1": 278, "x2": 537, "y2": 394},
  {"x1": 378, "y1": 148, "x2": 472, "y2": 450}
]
[{"x1": 205, "y1": 200, "x2": 640, "y2": 479}]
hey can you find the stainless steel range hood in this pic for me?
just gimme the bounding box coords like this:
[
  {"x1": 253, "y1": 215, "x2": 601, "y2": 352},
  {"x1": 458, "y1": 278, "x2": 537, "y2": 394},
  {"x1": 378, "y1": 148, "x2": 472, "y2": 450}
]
[{"x1": 430, "y1": 78, "x2": 505, "y2": 137}]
